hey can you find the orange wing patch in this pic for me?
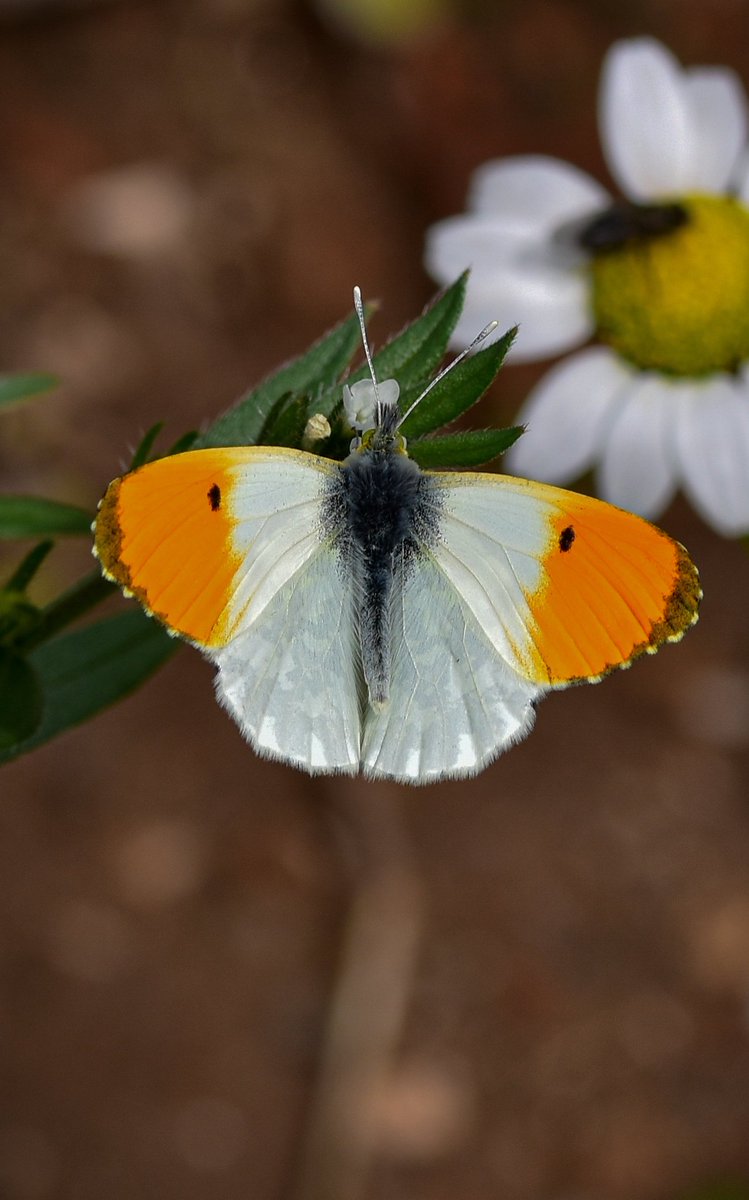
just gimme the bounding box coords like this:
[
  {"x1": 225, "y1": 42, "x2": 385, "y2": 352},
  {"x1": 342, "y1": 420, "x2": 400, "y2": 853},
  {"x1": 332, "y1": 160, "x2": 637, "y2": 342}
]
[
  {"x1": 529, "y1": 493, "x2": 700, "y2": 686},
  {"x1": 95, "y1": 450, "x2": 243, "y2": 647}
]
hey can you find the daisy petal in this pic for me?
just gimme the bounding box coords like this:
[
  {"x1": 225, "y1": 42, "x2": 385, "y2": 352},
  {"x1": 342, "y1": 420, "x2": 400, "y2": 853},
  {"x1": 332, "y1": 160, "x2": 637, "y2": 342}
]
[
  {"x1": 450, "y1": 266, "x2": 593, "y2": 360},
  {"x1": 600, "y1": 38, "x2": 694, "y2": 199},
  {"x1": 683, "y1": 67, "x2": 749, "y2": 191},
  {"x1": 426, "y1": 210, "x2": 588, "y2": 284},
  {"x1": 506, "y1": 346, "x2": 629, "y2": 481},
  {"x1": 468, "y1": 155, "x2": 609, "y2": 232},
  {"x1": 426, "y1": 214, "x2": 594, "y2": 358},
  {"x1": 673, "y1": 374, "x2": 749, "y2": 536},
  {"x1": 736, "y1": 152, "x2": 749, "y2": 203},
  {"x1": 597, "y1": 374, "x2": 679, "y2": 517},
  {"x1": 424, "y1": 214, "x2": 525, "y2": 283}
]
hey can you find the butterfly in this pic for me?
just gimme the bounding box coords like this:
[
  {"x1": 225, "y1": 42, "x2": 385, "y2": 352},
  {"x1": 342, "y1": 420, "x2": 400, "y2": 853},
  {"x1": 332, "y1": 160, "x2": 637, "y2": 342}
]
[{"x1": 94, "y1": 289, "x2": 700, "y2": 784}]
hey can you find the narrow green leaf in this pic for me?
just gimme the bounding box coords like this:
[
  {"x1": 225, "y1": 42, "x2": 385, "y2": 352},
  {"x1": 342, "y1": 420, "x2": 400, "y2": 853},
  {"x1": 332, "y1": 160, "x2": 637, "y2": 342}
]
[
  {"x1": 130, "y1": 422, "x2": 165, "y2": 469},
  {"x1": 167, "y1": 430, "x2": 199, "y2": 456},
  {"x1": 0, "y1": 496, "x2": 92, "y2": 539},
  {"x1": 0, "y1": 651, "x2": 43, "y2": 748},
  {"x1": 197, "y1": 310, "x2": 363, "y2": 449},
  {"x1": 129, "y1": 425, "x2": 201, "y2": 467},
  {"x1": 0, "y1": 609, "x2": 178, "y2": 764},
  {"x1": 400, "y1": 326, "x2": 517, "y2": 439},
  {"x1": 3, "y1": 541, "x2": 54, "y2": 592},
  {"x1": 0, "y1": 373, "x2": 58, "y2": 411},
  {"x1": 408, "y1": 427, "x2": 524, "y2": 470},
  {"x1": 313, "y1": 275, "x2": 469, "y2": 423}
]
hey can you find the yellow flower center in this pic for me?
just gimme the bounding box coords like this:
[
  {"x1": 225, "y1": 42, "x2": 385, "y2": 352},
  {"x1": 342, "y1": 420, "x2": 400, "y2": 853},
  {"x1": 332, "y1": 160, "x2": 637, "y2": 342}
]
[{"x1": 590, "y1": 194, "x2": 749, "y2": 375}]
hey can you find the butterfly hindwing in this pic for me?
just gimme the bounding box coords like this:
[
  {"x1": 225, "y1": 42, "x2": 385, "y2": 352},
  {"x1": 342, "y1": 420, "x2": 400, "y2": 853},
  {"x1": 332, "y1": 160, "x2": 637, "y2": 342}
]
[
  {"x1": 211, "y1": 547, "x2": 361, "y2": 774},
  {"x1": 361, "y1": 552, "x2": 539, "y2": 782}
]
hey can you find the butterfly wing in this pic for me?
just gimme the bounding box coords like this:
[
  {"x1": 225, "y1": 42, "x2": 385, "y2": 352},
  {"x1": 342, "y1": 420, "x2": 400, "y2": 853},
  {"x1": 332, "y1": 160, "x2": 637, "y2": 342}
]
[
  {"x1": 210, "y1": 547, "x2": 360, "y2": 774},
  {"x1": 429, "y1": 471, "x2": 700, "y2": 686},
  {"x1": 361, "y1": 552, "x2": 539, "y2": 782},
  {"x1": 95, "y1": 446, "x2": 361, "y2": 773},
  {"x1": 360, "y1": 470, "x2": 700, "y2": 783}
]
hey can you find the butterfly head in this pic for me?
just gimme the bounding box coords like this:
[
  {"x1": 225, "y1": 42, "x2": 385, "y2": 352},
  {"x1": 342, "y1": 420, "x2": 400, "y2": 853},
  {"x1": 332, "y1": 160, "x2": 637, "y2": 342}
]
[
  {"x1": 347, "y1": 284, "x2": 499, "y2": 458},
  {"x1": 342, "y1": 377, "x2": 408, "y2": 455}
]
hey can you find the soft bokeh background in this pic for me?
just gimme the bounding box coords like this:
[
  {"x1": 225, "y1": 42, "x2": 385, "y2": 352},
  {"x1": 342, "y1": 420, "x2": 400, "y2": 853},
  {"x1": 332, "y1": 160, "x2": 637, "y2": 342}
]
[{"x1": 2, "y1": 1, "x2": 749, "y2": 1197}]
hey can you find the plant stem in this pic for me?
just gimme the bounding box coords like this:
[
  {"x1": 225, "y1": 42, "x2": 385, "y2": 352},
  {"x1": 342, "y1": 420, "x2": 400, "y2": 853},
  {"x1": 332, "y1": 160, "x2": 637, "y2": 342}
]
[{"x1": 291, "y1": 786, "x2": 424, "y2": 1200}]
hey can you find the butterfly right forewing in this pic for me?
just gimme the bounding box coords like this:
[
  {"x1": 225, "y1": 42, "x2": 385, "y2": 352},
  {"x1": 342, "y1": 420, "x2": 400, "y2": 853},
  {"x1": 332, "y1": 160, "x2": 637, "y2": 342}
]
[{"x1": 429, "y1": 471, "x2": 700, "y2": 687}]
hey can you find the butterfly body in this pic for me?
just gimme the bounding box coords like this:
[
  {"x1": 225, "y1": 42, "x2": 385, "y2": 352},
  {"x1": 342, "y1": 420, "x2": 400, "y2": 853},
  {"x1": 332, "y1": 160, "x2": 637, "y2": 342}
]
[{"x1": 329, "y1": 405, "x2": 440, "y2": 707}]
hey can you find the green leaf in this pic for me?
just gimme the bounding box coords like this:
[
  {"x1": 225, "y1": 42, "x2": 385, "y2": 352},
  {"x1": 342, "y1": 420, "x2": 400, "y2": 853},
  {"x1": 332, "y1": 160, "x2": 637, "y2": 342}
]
[
  {"x1": 0, "y1": 373, "x2": 58, "y2": 411},
  {"x1": 129, "y1": 424, "x2": 201, "y2": 468},
  {"x1": 313, "y1": 274, "x2": 469, "y2": 424},
  {"x1": 197, "y1": 310, "x2": 364, "y2": 449},
  {"x1": 370, "y1": 274, "x2": 469, "y2": 395},
  {"x1": 0, "y1": 652, "x2": 43, "y2": 744},
  {"x1": 408, "y1": 427, "x2": 524, "y2": 469},
  {"x1": 0, "y1": 651, "x2": 43, "y2": 748},
  {"x1": 0, "y1": 609, "x2": 178, "y2": 764},
  {"x1": 0, "y1": 589, "x2": 41, "y2": 645},
  {"x1": 399, "y1": 326, "x2": 517, "y2": 439},
  {"x1": 167, "y1": 430, "x2": 199, "y2": 456},
  {"x1": 130, "y1": 422, "x2": 165, "y2": 469},
  {"x1": 260, "y1": 392, "x2": 311, "y2": 449},
  {"x1": 3, "y1": 541, "x2": 54, "y2": 592},
  {"x1": 0, "y1": 496, "x2": 92, "y2": 539}
]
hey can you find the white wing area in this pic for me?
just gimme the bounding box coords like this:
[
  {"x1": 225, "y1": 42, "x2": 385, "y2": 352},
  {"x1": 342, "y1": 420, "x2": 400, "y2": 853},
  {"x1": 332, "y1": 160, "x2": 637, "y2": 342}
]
[
  {"x1": 204, "y1": 462, "x2": 553, "y2": 782},
  {"x1": 211, "y1": 547, "x2": 361, "y2": 774},
  {"x1": 361, "y1": 555, "x2": 541, "y2": 783},
  {"x1": 427, "y1": 475, "x2": 554, "y2": 679},
  {"x1": 224, "y1": 453, "x2": 334, "y2": 636}
]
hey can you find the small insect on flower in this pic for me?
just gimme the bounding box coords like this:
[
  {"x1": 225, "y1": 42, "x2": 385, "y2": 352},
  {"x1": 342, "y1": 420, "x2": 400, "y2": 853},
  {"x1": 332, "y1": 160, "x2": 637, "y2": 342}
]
[
  {"x1": 94, "y1": 289, "x2": 700, "y2": 784},
  {"x1": 578, "y1": 200, "x2": 688, "y2": 253}
]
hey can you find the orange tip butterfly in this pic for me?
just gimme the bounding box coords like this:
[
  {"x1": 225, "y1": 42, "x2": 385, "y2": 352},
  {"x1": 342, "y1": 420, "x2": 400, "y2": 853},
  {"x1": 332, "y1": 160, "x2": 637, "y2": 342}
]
[{"x1": 94, "y1": 289, "x2": 700, "y2": 783}]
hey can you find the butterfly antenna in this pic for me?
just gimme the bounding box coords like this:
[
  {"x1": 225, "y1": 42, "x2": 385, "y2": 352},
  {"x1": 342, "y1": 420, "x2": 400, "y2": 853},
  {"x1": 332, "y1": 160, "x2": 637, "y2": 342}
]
[
  {"x1": 353, "y1": 285, "x2": 382, "y2": 424},
  {"x1": 397, "y1": 319, "x2": 499, "y2": 429}
]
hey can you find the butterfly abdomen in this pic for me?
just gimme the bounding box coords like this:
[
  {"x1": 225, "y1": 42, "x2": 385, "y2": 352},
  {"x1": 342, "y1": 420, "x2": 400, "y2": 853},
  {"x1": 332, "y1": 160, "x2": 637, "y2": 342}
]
[{"x1": 331, "y1": 445, "x2": 439, "y2": 708}]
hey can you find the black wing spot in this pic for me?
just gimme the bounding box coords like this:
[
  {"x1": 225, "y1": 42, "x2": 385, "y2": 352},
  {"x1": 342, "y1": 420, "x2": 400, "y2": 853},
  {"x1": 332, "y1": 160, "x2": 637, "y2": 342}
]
[
  {"x1": 559, "y1": 525, "x2": 575, "y2": 552},
  {"x1": 208, "y1": 483, "x2": 221, "y2": 511}
]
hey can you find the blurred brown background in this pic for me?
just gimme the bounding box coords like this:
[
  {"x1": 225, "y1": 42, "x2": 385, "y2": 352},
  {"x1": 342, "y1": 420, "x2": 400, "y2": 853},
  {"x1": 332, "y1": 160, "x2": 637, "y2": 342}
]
[{"x1": 2, "y1": 0, "x2": 749, "y2": 1197}]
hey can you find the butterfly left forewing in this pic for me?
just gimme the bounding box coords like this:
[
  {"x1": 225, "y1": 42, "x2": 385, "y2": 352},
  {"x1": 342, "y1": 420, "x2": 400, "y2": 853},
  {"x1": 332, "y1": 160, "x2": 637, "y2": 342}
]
[
  {"x1": 95, "y1": 446, "x2": 334, "y2": 648},
  {"x1": 429, "y1": 472, "x2": 700, "y2": 687}
]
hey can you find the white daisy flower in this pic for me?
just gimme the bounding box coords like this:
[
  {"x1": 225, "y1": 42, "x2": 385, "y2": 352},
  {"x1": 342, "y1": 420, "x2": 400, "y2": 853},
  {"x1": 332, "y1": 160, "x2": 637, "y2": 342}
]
[{"x1": 425, "y1": 37, "x2": 749, "y2": 536}]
